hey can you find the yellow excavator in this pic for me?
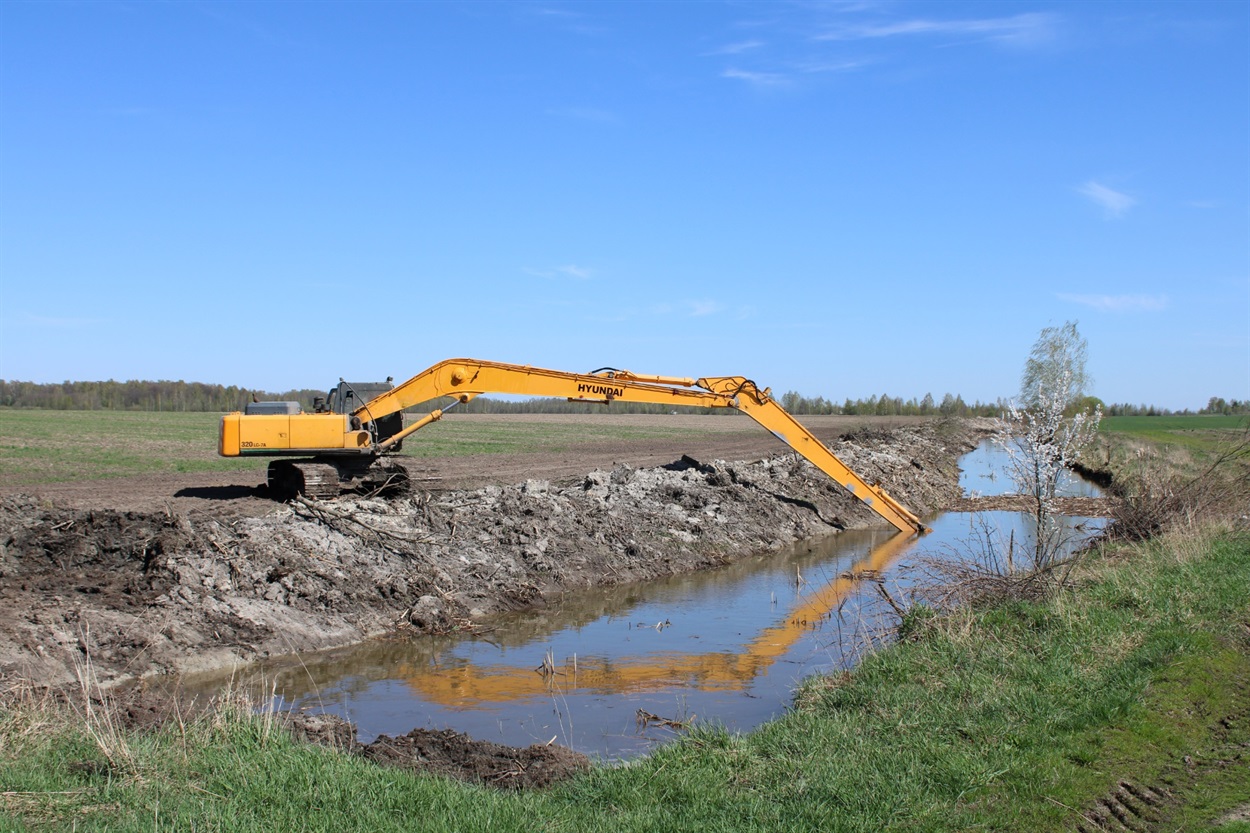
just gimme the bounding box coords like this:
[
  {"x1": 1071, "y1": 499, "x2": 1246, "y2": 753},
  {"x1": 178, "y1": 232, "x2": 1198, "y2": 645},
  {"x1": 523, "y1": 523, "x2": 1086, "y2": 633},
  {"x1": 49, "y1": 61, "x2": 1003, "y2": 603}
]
[{"x1": 219, "y1": 358, "x2": 926, "y2": 535}]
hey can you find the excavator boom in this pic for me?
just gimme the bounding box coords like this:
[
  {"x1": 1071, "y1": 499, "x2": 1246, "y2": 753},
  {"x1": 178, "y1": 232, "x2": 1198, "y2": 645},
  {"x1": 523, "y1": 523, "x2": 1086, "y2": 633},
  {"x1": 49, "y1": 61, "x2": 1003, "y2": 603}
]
[{"x1": 219, "y1": 358, "x2": 927, "y2": 535}]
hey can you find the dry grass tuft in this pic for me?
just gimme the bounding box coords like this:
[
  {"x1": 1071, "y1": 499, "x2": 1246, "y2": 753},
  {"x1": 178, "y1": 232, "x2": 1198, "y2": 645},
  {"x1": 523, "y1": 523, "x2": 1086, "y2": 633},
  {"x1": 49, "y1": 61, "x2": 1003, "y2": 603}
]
[
  {"x1": 910, "y1": 513, "x2": 1098, "y2": 614},
  {"x1": 71, "y1": 627, "x2": 139, "y2": 777},
  {"x1": 1110, "y1": 431, "x2": 1250, "y2": 542},
  {"x1": 0, "y1": 683, "x2": 62, "y2": 758}
]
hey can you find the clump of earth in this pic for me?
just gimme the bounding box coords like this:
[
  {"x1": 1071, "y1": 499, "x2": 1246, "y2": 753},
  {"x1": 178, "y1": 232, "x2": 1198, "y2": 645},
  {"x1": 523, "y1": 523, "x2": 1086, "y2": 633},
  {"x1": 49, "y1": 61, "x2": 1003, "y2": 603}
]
[
  {"x1": 278, "y1": 709, "x2": 590, "y2": 789},
  {"x1": 0, "y1": 418, "x2": 991, "y2": 786}
]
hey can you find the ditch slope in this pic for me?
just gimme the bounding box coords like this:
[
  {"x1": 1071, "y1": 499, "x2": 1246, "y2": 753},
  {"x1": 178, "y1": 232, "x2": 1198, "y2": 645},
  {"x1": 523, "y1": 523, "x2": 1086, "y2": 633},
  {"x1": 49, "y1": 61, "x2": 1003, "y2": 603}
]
[{"x1": 0, "y1": 420, "x2": 989, "y2": 692}]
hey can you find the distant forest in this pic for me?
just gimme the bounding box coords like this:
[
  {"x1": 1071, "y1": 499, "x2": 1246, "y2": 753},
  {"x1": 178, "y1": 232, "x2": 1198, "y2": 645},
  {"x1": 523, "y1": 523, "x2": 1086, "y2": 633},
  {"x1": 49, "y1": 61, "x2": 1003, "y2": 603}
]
[
  {"x1": 0, "y1": 379, "x2": 326, "y2": 414},
  {"x1": 0, "y1": 379, "x2": 1003, "y2": 416},
  {"x1": 0, "y1": 379, "x2": 1241, "y2": 417}
]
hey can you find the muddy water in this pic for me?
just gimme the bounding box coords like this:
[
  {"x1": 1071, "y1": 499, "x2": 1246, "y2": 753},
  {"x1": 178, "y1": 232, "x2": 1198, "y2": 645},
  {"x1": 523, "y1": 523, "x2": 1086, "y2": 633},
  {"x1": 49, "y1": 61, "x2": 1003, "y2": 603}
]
[{"x1": 185, "y1": 443, "x2": 1105, "y2": 761}]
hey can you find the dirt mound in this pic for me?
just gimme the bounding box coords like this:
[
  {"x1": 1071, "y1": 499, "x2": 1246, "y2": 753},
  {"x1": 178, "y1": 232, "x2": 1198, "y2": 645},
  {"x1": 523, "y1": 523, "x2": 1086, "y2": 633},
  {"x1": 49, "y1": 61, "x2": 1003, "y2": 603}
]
[
  {"x1": 360, "y1": 726, "x2": 591, "y2": 789},
  {"x1": 0, "y1": 421, "x2": 989, "y2": 691},
  {"x1": 282, "y1": 710, "x2": 590, "y2": 789}
]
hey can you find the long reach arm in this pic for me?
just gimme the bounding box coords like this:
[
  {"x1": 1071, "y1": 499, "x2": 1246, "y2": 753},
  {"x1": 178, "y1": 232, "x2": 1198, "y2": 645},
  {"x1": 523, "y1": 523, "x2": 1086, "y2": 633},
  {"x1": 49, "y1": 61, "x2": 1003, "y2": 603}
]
[{"x1": 354, "y1": 359, "x2": 926, "y2": 535}]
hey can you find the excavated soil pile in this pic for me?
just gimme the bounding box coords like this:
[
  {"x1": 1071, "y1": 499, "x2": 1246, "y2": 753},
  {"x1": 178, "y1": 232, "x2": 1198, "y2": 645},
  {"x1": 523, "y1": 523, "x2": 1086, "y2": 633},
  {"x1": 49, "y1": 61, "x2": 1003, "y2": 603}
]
[
  {"x1": 360, "y1": 727, "x2": 592, "y2": 789},
  {"x1": 281, "y1": 711, "x2": 590, "y2": 789},
  {"x1": 0, "y1": 422, "x2": 986, "y2": 692}
]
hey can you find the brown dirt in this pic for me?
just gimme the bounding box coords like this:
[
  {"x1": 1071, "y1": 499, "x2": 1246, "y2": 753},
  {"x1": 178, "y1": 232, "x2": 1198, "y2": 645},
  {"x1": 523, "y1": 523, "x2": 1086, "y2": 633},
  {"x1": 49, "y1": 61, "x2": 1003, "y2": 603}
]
[
  {"x1": 0, "y1": 415, "x2": 994, "y2": 787},
  {"x1": 284, "y1": 709, "x2": 591, "y2": 789},
  {"x1": 359, "y1": 726, "x2": 592, "y2": 789}
]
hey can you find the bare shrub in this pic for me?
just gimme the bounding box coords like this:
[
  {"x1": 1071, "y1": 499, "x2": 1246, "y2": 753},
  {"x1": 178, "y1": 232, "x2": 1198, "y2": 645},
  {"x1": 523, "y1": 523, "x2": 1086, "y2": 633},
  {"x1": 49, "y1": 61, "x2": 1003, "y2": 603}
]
[
  {"x1": 911, "y1": 514, "x2": 1095, "y2": 612},
  {"x1": 1111, "y1": 430, "x2": 1250, "y2": 541}
]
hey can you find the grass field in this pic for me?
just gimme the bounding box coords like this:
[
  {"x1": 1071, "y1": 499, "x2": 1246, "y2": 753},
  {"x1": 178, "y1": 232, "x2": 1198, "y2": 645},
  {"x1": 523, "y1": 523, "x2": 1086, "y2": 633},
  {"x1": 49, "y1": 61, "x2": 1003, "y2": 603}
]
[
  {"x1": 0, "y1": 409, "x2": 255, "y2": 483},
  {"x1": 5, "y1": 408, "x2": 1246, "y2": 488},
  {"x1": 0, "y1": 409, "x2": 757, "y2": 485},
  {"x1": 1101, "y1": 413, "x2": 1249, "y2": 456}
]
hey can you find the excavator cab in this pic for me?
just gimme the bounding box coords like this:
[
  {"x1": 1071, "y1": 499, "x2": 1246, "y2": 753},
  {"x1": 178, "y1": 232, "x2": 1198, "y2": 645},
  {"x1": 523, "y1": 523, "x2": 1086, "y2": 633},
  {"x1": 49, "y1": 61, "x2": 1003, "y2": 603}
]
[{"x1": 324, "y1": 379, "x2": 405, "y2": 451}]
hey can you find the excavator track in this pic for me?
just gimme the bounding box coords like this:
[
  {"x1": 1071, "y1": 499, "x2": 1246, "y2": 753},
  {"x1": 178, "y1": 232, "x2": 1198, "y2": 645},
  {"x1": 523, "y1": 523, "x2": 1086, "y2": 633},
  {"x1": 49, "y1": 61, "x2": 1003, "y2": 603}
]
[
  {"x1": 357, "y1": 458, "x2": 413, "y2": 496},
  {"x1": 267, "y1": 461, "x2": 340, "y2": 501}
]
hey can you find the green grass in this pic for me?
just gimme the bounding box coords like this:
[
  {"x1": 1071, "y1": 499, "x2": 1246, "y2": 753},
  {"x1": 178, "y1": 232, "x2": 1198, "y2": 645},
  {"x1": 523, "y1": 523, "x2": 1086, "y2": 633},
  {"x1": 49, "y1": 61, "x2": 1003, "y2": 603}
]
[
  {"x1": 1101, "y1": 414, "x2": 1249, "y2": 457},
  {"x1": 4, "y1": 526, "x2": 1247, "y2": 831},
  {"x1": 0, "y1": 409, "x2": 258, "y2": 484},
  {"x1": 1096, "y1": 416, "x2": 1250, "y2": 498},
  {"x1": 1102, "y1": 414, "x2": 1248, "y2": 432}
]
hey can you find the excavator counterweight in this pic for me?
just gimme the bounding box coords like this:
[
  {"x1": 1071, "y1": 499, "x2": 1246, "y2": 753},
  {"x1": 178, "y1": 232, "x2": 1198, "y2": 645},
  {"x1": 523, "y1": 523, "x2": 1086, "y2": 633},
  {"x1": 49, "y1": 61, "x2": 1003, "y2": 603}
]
[{"x1": 219, "y1": 359, "x2": 928, "y2": 535}]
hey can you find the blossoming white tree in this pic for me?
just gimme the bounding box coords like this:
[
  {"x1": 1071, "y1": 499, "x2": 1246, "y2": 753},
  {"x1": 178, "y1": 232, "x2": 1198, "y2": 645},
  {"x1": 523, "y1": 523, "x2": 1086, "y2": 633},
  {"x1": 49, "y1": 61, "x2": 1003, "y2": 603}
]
[
  {"x1": 1020, "y1": 320, "x2": 1090, "y2": 410},
  {"x1": 997, "y1": 323, "x2": 1102, "y2": 569}
]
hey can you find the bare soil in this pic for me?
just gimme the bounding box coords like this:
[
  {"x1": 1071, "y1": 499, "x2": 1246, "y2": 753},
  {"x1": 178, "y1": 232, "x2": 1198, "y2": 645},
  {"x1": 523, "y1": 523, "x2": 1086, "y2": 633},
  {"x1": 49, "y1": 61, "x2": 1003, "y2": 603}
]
[
  {"x1": 357, "y1": 725, "x2": 592, "y2": 790},
  {"x1": 0, "y1": 414, "x2": 996, "y2": 787},
  {"x1": 0, "y1": 414, "x2": 935, "y2": 517},
  {"x1": 279, "y1": 709, "x2": 591, "y2": 789}
]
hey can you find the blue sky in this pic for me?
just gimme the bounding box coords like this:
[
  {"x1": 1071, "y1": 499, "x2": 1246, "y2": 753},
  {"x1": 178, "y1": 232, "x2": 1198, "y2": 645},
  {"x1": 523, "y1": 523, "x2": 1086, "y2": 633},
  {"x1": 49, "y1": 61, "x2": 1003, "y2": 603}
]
[{"x1": 1, "y1": 1, "x2": 1246, "y2": 411}]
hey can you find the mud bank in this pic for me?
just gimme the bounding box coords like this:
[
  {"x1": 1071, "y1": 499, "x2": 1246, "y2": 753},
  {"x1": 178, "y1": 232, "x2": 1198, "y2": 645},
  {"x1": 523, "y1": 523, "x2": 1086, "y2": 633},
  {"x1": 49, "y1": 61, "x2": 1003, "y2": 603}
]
[{"x1": 0, "y1": 420, "x2": 990, "y2": 691}]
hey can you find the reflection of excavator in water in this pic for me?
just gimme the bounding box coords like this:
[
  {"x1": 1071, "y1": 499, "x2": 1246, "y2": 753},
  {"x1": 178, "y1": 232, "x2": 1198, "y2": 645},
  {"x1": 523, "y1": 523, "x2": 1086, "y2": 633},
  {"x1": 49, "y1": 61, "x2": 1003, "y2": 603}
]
[
  {"x1": 219, "y1": 531, "x2": 917, "y2": 708},
  {"x1": 404, "y1": 531, "x2": 915, "y2": 707},
  {"x1": 219, "y1": 358, "x2": 927, "y2": 535}
]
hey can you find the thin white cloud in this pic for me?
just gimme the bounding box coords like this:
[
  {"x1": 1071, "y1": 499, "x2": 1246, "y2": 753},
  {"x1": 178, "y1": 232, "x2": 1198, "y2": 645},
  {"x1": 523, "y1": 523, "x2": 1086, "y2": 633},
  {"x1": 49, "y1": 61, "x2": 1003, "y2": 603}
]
[
  {"x1": 722, "y1": 67, "x2": 791, "y2": 87},
  {"x1": 192, "y1": 2, "x2": 281, "y2": 44},
  {"x1": 1077, "y1": 181, "x2": 1137, "y2": 218},
  {"x1": 525, "y1": 6, "x2": 605, "y2": 36},
  {"x1": 714, "y1": 10, "x2": 1055, "y2": 91},
  {"x1": 558, "y1": 264, "x2": 592, "y2": 279},
  {"x1": 1057, "y1": 293, "x2": 1168, "y2": 312},
  {"x1": 647, "y1": 301, "x2": 726, "y2": 317},
  {"x1": 795, "y1": 58, "x2": 871, "y2": 75},
  {"x1": 705, "y1": 40, "x2": 765, "y2": 56},
  {"x1": 816, "y1": 12, "x2": 1058, "y2": 48},
  {"x1": 531, "y1": 7, "x2": 580, "y2": 18},
  {"x1": 721, "y1": 61, "x2": 865, "y2": 87},
  {"x1": 523, "y1": 265, "x2": 593, "y2": 280},
  {"x1": 688, "y1": 300, "x2": 724, "y2": 317}
]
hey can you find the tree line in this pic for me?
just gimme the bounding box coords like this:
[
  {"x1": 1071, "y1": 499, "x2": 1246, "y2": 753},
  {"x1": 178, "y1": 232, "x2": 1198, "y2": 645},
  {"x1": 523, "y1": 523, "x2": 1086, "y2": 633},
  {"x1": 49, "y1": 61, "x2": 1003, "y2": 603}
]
[
  {"x1": 0, "y1": 378, "x2": 1002, "y2": 417},
  {"x1": 0, "y1": 379, "x2": 324, "y2": 412},
  {"x1": 1102, "y1": 398, "x2": 1250, "y2": 417},
  {"x1": 0, "y1": 378, "x2": 1240, "y2": 417},
  {"x1": 411, "y1": 391, "x2": 1002, "y2": 417},
  {"x1": 776, "y1": 391, "x2": 1001, "y2": 417}
]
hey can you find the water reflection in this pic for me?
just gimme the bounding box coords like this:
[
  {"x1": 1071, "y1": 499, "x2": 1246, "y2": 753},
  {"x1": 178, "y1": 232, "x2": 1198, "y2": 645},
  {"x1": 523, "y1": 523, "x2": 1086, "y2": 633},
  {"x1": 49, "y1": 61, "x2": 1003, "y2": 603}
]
[
  {"x1": 394, "y1": 531, "x2": 916, "y2": 707},
  {"x1": 183, "y1": 442, "x2": 1106, "y2": 760},
  {"x1": 959, "y1": 441, "x2": 1102, "y2": 498},
  {"x1": 187, "y1": 526, "x2": 919, "y2": 759}
]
